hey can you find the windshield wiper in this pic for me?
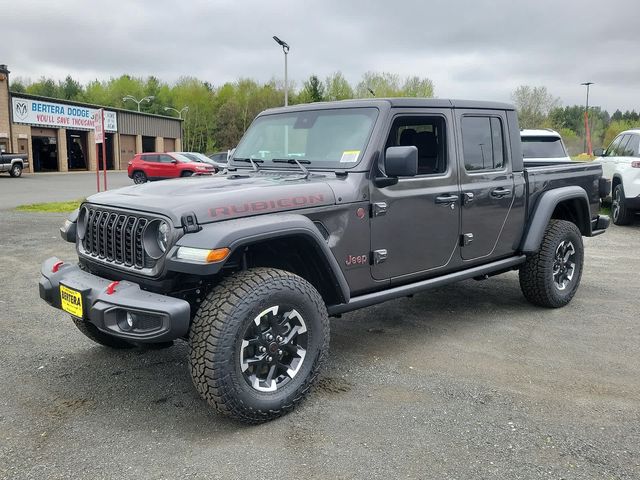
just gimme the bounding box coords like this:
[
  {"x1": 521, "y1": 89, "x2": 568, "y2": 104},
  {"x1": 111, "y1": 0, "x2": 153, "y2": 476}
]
[
  {"x1": 233, "y1": 157, "x2": 263, "y2": 171},
  {"x1": 272, "y1": 158, "x2": 311, "y2": 179}
]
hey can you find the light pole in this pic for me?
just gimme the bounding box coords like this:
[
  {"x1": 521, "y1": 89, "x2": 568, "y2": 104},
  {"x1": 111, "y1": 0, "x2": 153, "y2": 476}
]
[
  {"x1": 164, "y1": 106, "x2": 189, "y2": 119},
  {"x1": 581, "y1": 82, "x2": 594, "y2": 155},
  {"x1": 122, "y1": 95, "x2": 155, "y2": 112},
  {"x1": 273, "y1": 36, "x2": 290, "y2": 106}
]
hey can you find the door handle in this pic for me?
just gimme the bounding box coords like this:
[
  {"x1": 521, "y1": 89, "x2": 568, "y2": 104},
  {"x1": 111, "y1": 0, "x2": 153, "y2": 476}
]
[
  {"x1": 435, "y1": 194, "x2": 459, "y2": 204},
  {"x1": 491, "y1": 187, "x2": 512, "y2": 198}
]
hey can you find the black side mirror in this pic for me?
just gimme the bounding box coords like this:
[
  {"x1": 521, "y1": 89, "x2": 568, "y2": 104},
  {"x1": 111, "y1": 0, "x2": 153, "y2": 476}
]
[
  {"x1": 592, "y1": 148, "x2": 605, "y2": 157},
  {"x1": 385, "y1": 146, "x2": 418, "y2": 177}
]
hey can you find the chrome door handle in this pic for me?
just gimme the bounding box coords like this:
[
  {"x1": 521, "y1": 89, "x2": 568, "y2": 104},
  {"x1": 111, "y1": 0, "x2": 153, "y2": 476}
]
[
  {"x1": 491, "y1": 188, "x2": 512, "y2": 198},
  {"x1": 435, "y1": 194, "x2": 459, "y2": 204}
]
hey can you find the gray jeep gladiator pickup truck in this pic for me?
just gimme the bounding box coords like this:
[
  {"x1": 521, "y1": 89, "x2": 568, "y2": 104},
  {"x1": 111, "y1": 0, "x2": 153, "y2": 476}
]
[
  {"x1": 39, "y1": 99, "x2": 610, "y2": 423},
  {"x1": 0, "y1": 152, "x2": 28, "y2": 177}
]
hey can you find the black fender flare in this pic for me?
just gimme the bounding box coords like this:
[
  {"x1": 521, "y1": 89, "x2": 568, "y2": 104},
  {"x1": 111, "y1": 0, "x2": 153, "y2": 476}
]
[
  {"x1": 167, "y1": 213, "x2": 350, "y2": 303},
  {"x1": 520, "y1": 186, "x2": 591, "y2": 253}
]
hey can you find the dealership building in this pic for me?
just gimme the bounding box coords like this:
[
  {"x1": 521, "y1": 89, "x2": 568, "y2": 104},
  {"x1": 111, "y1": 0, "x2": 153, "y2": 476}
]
[{"x1": 0, "y1": 64, "x2": 182, "y2": 174}]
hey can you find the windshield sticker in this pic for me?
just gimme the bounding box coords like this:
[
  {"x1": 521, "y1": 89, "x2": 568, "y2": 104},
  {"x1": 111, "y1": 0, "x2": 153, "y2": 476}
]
[{"x1": 340, "y1": 150, "x2": 360, "y2": 163}]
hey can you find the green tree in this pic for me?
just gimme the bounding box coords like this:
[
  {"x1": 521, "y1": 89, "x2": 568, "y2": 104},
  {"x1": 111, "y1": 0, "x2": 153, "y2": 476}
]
[
  {"x1": 26, "y1": 77, "x2": 59, "y2": 98},
  {"x1": 59, "y1": 75, "x2": 83, "y2": 100},
  {"x1": 355, "y1": 71, "x2": 402, "y2": 98},
  {"x1": 401, "y1": 76, "x2": 435, "y2": 97},
  {"x1": 324, "y1": 72, "x2": 353, "y2": 101},
  {"x1": 298, "y1": 75, "x2": 325, "y2": 103},
  {"x1": 512, "y1": 85, "x2": 560, "y2": 129}
]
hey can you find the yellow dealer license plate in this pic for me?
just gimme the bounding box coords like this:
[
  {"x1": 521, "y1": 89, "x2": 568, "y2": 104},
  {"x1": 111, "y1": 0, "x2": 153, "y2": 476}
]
[{"x1": 60, "y1": 284, "x2": 84, "y2": 318}]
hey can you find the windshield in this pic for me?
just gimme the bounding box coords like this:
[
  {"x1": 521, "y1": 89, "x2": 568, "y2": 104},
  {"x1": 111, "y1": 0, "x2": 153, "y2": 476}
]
[
  {"x1": 173, "y1": 153, "x2": 197, "y2": 163},
  {"x1": 179, "y1": 152, "x2": 212, "y2": 163},
  {"x1": 232, "y1": 107, "x2": 378, "y2": 168},
  {"x1": 521, "y1": 136, "x2": 568, "y2": 158}
]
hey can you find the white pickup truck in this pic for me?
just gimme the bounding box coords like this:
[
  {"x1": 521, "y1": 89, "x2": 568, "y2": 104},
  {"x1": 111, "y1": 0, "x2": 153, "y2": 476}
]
[
  {"x1": 0, "y1": 152, "x2": 28, "y2": 177},
  {"x1": 594, "y1": 129, "x2": 640, "y2": 225}
]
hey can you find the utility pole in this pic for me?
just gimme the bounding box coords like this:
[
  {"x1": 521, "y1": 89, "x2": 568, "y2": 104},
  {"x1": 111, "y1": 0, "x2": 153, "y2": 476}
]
[
  {"x1": 581, "y1": 82, "x2": 594, "y2": 155},
  {"x1": 273, "y1": 36, "x2": 290, "y2": 106}
]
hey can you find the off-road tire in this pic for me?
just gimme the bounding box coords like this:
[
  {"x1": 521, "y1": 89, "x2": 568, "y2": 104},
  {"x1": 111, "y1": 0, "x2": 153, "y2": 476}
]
[
  {"x1": 612, "y1": 184, "x2": 634, "y2": 225},
  {"x1": 519, "y1": 219, "x2": 584, "y2": 308},
  {"x1": 9, "y1": 164, "x2": 22, "y2": 177},
  {"x1": 70, "y1": 316, "x2": 135, "y2": 349},
  {"x1": 189, "y1": 268, "x2": 330, "y2": 424},
  {"x1": 132, "y1": 171, "x2": 147, "y2": 184}
]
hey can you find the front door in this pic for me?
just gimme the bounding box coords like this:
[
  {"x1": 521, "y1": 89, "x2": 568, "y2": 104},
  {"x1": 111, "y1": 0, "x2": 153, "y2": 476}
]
[
  {"x1": 456, "y1": 111, "x2": 516, "y2": 260},
  {"x1": 370, "y1": 110, "x2": 460, "y2": 281}
]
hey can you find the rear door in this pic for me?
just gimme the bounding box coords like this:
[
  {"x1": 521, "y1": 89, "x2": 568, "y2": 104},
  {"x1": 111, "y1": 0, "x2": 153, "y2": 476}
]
[
  {"x1": 370, "y1": 109, "x2": 461, "y2": 281},
  {"x1": 455, "y1": 110, "x2": 518, "y2": 261},
  {"x1": 141, "y1": 154, "x2": 159, "y2": 178}
]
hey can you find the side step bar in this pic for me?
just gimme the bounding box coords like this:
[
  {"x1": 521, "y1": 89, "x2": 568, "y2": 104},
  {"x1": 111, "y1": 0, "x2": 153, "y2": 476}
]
[{"x1": 327, "y1": 255, "x2": 526, "y2": 316}]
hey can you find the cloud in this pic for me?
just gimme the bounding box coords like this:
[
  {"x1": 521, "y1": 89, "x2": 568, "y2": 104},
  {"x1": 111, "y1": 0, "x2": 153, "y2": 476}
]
[{"x1": 3, "y1": 0, "x2": 639, "y2": 111}]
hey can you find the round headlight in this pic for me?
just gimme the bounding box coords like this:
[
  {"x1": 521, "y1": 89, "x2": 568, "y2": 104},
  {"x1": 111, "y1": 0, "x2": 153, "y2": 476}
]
[{"x1": 157, "y1": 221, "x2": 169, "y2": 253}]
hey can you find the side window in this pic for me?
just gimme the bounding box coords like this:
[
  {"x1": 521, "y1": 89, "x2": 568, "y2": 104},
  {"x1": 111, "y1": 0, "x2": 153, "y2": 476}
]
[
  {"x1": 385, "y1": 116, "x2": 447, "y2": 175},
  {"x1": 159, "y1": 155, "x2": 174, "y2": 163},
  {"x1": 606, "y1": 135, "x2": 625, "y2": 156},
  {"x1": 624, "y1": 135, "x2": 640, "y2": 157},
  {"x1": 142, "y1": 154, "x2": 158, "y2": 163},
  {"x1": 461, "y1": 116, "x2": 506, "y2": 171}
]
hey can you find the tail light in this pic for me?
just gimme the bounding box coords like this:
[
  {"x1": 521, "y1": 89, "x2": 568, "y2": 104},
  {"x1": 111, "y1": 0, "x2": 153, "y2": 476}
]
[{"x1": 631, "y1": 161, "x2": 640, "y2": 168}]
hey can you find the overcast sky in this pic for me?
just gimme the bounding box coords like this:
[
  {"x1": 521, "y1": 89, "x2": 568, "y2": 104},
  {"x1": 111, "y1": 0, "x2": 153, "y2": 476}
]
[{"x1": 3, "y1": 0, "x2": 639, "y2": 112}]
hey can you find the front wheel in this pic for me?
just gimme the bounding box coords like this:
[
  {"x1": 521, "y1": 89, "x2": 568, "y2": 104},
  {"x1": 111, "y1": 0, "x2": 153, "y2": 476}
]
[
  {"x1": 132, "y1": 171, "x2": 147, "y2": 184},
  {"x1": 9, "y1": 164, "x2": 23, "y2": 177},
  {"x1": 189, "y1": 268, "x2": 330, "y2": 423},
  {"x1": 612, "y1": 184, "x2": 634, "y2": 225},
  {"x1": 519, "y1": 219, "x2": 584, "y2": 308}
]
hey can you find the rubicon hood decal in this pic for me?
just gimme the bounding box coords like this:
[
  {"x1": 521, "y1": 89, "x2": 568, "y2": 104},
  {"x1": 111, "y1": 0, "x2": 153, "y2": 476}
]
[
  {"x1": 86, "y1": 173, "x2": 336, "y2": 225},
  {"x1": 209, "y1": 194, "x2": 326, "y2": 218}
]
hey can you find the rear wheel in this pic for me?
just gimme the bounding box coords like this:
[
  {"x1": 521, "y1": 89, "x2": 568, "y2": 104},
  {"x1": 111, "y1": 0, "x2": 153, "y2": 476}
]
[
  {"x1": 519, "y1": 219, "x2": 584, "y2": 308},
  {"x1": 611, "y1": 184, "x2": 634, "y2": 225},
  {"x1": 189, "y1": 268, "x2": 329, "y2": 423},
  {"x1": 70, "y1": 316, "x2": 135, "y2": 349},
  {"x1": 132, "y1": 171, "x2": 147, "y2": 184},
  {"x1": 9, "y1": 163, "x2": 22, "y2": 177}
]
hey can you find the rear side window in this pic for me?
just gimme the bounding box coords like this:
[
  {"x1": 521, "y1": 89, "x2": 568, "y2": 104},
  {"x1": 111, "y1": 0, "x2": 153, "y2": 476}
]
[
  {"x1": 461, "y1": 116, "x2": 505, "y2": 171},
  {"x1": 521, "y1": 136, "x2": 567, "y2": 158},
  {"x1": 606, "y1": 135, "x2": 626, "y2": 156},
  {"x1": 623, "y1": 135, "x2": 640, "y2": 157}
]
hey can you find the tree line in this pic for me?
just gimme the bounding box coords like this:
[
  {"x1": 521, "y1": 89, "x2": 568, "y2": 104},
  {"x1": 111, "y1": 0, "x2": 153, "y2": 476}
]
[
  {"x1": 512, "y1": 85, "x2": 640, "y2": 155},
  {"x1": 10, "y1": 72, "x2": 434, "y2": 153},
  {"x1": 11, "y1": 73, "x2": 637, "y2": 156}
]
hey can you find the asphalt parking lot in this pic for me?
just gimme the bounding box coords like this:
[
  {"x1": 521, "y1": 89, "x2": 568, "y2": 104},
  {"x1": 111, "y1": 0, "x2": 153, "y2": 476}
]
[
  {"x1": 0, "y1": 172, "x2": 131, "y2": 209},
  {"x1": 1, "y1": 198, "x2": 639, "y2": 478}
]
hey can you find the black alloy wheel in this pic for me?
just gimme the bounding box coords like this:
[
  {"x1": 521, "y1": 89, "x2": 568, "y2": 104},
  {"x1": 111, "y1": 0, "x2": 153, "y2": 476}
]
[{"x1": 239, "y1": 305, "x2": 308, "y2": 392}]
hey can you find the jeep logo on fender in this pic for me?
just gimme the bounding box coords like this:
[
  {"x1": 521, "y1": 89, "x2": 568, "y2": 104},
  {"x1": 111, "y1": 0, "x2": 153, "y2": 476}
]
[
  {"x1": 209, "y1": 194, "x2": 325, "y2": 218},
  {"x1": 345, "y1": 254, "x2": 368, "y2": 267}
]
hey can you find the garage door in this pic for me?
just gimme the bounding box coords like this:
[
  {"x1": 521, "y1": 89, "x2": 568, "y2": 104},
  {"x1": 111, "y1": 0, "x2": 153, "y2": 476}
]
[
  {"x1": 163, "y1": 138, "x2": 175, "y2": 152},
  {"x1": 119, "y1": 135, "x2": 136, "y2": 169}
]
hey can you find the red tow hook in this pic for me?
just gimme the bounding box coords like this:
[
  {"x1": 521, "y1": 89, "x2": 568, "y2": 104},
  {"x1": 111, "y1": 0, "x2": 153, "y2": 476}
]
[
  {"x1": 106, "y1": 281, "x2": 120, "y2": 295},
  {"x1": 51, "y1": 261, "x2": 64, "y2": 273}
]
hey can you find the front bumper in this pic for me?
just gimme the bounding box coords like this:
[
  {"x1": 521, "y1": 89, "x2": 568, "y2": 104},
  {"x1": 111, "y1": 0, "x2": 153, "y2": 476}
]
[{"x1": 39, "y1": 257, "x2": 191, "y2": 343}]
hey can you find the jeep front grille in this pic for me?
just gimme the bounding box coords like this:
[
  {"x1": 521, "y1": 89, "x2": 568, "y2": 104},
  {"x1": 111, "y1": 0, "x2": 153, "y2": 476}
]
[{"x1": 81, "y1": 207, "x2": 150, "y2": 269}]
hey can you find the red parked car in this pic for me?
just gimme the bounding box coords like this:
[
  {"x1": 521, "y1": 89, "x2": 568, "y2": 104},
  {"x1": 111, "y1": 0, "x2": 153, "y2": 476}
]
[{"x1": 127, "y1": 152, "x2": 215, "y2": 184}]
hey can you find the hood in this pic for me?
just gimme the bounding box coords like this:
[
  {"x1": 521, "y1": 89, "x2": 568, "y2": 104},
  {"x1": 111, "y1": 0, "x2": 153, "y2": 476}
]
[{"x1": 86, "y1": 171, "x2": 338, "y2": 226}]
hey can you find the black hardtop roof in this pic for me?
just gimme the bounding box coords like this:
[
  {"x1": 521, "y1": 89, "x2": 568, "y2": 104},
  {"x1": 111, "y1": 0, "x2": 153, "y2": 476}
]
[{"x1": 262, "y1": 98, "x2": 515, "y2": 115}]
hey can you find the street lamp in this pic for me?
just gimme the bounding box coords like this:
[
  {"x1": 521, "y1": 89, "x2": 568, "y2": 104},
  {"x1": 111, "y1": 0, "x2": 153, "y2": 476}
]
[
  {"x1": 581, "y1": 82, "x2": 594, "y2": 155},
  {"x1": 164, "y1": 106, "x2": 189, "y2": 119},
  {"x1": 273, "y1": 35, "x2": 290, "y2": 106},
  {"x1": 122, "y1": 95, "x2": 155, "y2": 112}
]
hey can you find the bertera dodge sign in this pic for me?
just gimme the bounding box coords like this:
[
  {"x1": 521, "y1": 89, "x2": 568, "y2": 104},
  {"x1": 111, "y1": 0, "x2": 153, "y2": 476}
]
[{"x1": 11, "y1": 97, "x2": 117, "y2": 132}]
